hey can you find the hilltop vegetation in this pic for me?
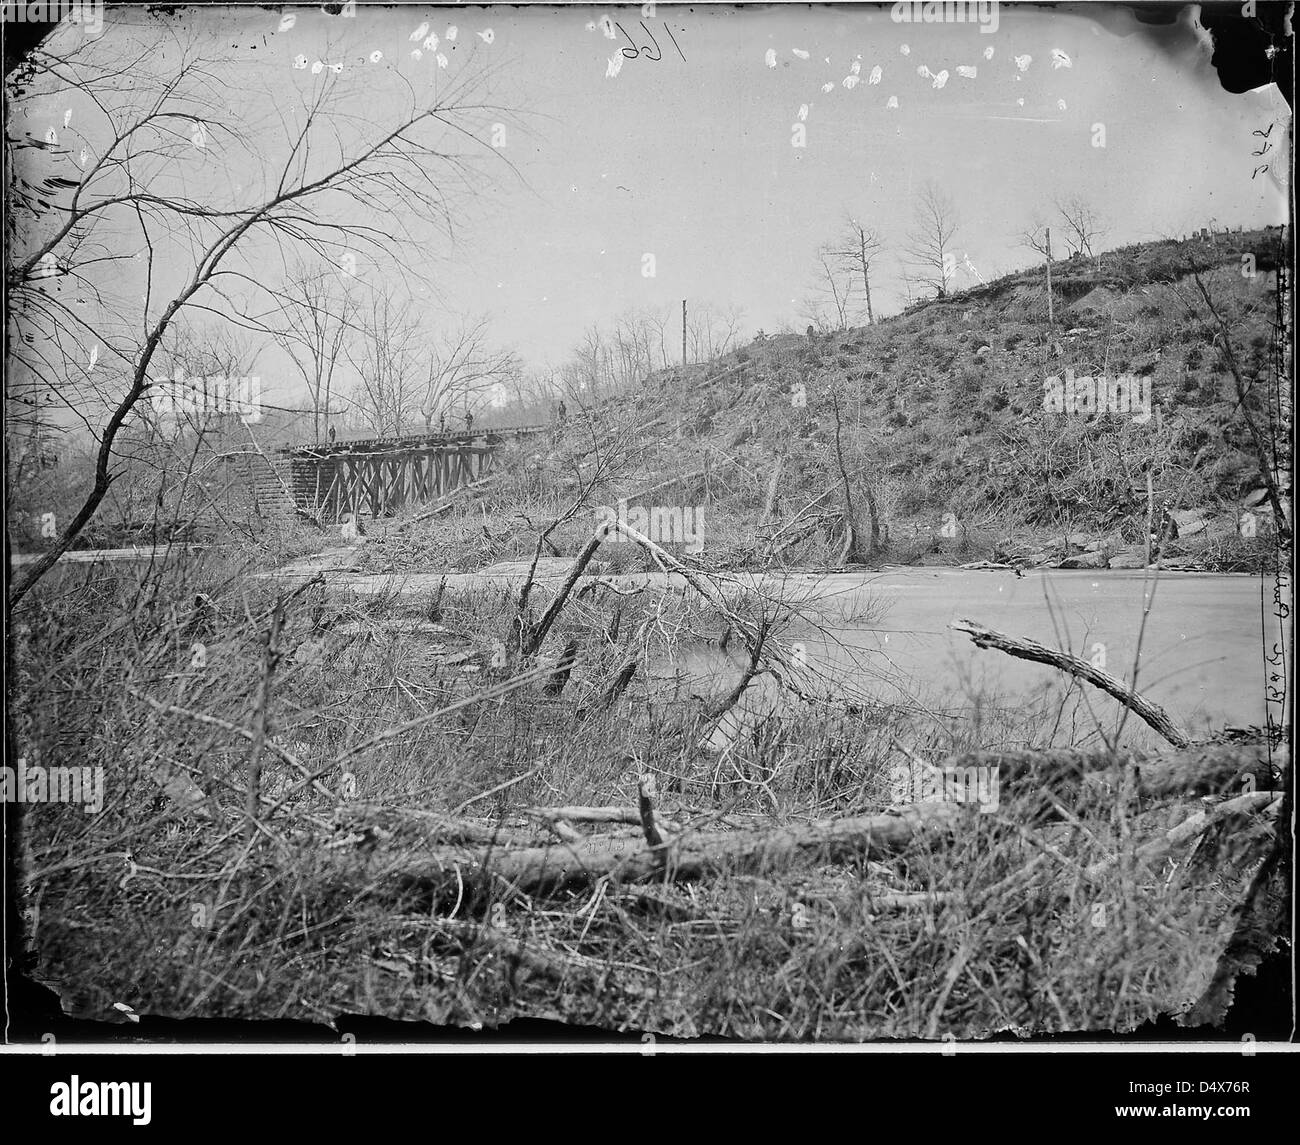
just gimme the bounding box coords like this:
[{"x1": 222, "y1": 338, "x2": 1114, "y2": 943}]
[{"x1": 365, "y1": 228, "x2": 1290, "y2": 577}]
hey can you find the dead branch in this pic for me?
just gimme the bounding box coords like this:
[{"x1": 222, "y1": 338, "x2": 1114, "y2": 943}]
[
  {"x1": 541, "y1": 638, "x2": 580, "y2": 695},
  {"x1": 704, "y1": 616, "x2": 769, "y2": 722},
  {"x1": 393, "y1": 802, "x2": 962, "y2": 896},
  {"x1": 760, "y1": 455, "x2": 784, "y2": 525},
  {"x1": 519, "y1": 530, "x2": 606, "y2": 655},
  {"x1": 390, "y1": 472, "x2": 505, "y2": 533},
  {"x1": 245, "y1": 595, "x2": 287, "y2": 841},
  {"x1": 524, "y1": 807, "x2": 643, "y2": 826},
  {"x1": 638, "y1": 774, "x2": 667, "y2": 849},
  {"x1": 338, "y1": 803, "x2": 543, "y2": 848},
  {"x1": 621, "y1": 467, "x2": 709, "y2": 505},
  {"x1": 954, "y1": 741, "x2": 1286, "y2": 810},
  {"x1": 949, "y1": 618, "x2": 1192, "y2": 748},
  {"x1": 1084, "y1": 790, "x2": 1282, "y2": 882},
  {"x1": 592, "y1": 658, "x2": 638, "y2": 710}
]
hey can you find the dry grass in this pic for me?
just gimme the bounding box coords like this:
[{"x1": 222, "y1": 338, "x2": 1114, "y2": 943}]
[{"x1": 14, "y1": 539, "x2": 1280, "y2": 1040}]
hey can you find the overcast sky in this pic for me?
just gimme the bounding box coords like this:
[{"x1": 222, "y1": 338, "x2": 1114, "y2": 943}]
[
  {"x1": 13, "y1": 2, "x2": 1291, "y2": 411},
  {"x1": 376, "y1": 0, "x2": 1289, "y2": 364}
]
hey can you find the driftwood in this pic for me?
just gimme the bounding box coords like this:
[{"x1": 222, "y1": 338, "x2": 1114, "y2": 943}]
[
  {"x1": 949, "y1": 618, "x2": 1192, "y2": 748},
  {"x1": 395, "y1": 802, "x2": 962, "y2": 897},
  {"x1": 381, "y1": 738, "x2": 1286, "y2": 899},
  {"x1": 339, "y1": 802, "x2": 545, "y2": 848},
  {"x1": 953, "y1": 741, "x2": 1287, "y2": 806},
  {"x1": 525, "y1": 806, "x2": 643, "y2": 825},
  {"x1": 1084, "y1": 789, "x2": 1281, "y2": 881}
]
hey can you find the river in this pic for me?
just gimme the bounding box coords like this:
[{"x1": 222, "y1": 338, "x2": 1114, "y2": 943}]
[{"x1": 298, "y1": 562, "x2": 1284, "y2": 746}]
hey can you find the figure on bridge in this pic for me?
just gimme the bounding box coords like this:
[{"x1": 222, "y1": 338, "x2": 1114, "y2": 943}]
[
  {"x1": 464, "y1": 410, "x2": 474, "y2": 434},
  {"x1": 438, "y1": 412, "x2": 446, "y2": 434}
]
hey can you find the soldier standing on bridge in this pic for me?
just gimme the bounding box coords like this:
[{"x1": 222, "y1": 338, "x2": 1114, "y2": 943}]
[
  {"x1": 464, "y1": 409, "x2": 474, "y2": 434},
  {"x1": 438, "y1": 411, "x2": 446, "y2": 435}
]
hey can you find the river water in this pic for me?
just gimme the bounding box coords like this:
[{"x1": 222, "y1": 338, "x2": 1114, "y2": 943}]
[
  {"x1": 305, "y1": 562, "x2": 1284, "y2": 746},
  {"x1": 686, "y1": 567, "x2": 1282, "y2": 748}
]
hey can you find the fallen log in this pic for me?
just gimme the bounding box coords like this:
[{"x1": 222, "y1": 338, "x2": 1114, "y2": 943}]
[
  {"x1": 337, "y1": 802, "x2": 545, "y2": 848},
  {"x1": 525, "y1": 806, "x2": 643, "y2": 826},
  {"x1": 394, "y1": 802, "x2": 962, "y2": 897},
  {"x1": 950, "y1": 618, "x2": 1193, "y2": 748},
  {"x1": 943, "y1": 741, "x2": 1287, "y2": 807},
  {"x1": 1083, "y1": 789, "x2": 1282, "y2": 881},
  {"x1": 385, "y1": 739, "x2": 1287, "y2": 899}
]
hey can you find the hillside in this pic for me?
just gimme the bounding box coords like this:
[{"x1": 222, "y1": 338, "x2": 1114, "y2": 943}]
[{"x1": 364, "y1": 227, "x2": 1291, "y2": 577}]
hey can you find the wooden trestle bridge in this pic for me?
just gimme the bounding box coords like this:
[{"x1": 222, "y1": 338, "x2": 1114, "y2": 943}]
[{"x1": 280, "y1": 425, "x2": 550, "y2": 522}]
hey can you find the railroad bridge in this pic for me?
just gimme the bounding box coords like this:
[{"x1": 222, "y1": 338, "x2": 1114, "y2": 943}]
[{"x1": 250, "y1": 425, "x2": 550, "y2": 523}]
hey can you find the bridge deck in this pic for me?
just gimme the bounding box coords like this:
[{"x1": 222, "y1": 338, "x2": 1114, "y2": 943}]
[
  {"x1": 279, "y1": 423, "x2": 552, "y2": 521},
  {"x1": 283, "y1": 424, "x2": 550, "y2": 459}
]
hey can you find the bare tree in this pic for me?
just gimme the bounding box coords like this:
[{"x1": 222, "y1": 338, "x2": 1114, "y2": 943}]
[
  {"x1": 1019, "y1": 216, "x2": 1052, "y2": 259},
  {"x1": 903, "y1": 181, "x2": 960, "y2": 300},
  {"x1": 417, "y1": 315, "x2": 520, "y2": 431},
  {"x1": 569, "y1": 324, "x2": 610, "y2": 397},
  {"x1": 273, "y1": 266, "x2": 356, "y2": 443},
  {"x1": 1054, "y1": 194, "x2": 1104, "y2": 260},
  {"x1": 644, "y1": 305, "x2": 676, "y2": 370},
  {"x1": 347, "y1": 291, "x2": 423, "y2": 437},
  {"x1": 7, "y1": 20, "x2": 511, "y2": 605},
  {"x1": 803, "y1": 244, "x2": 855, "y2": 332},
  {"x1": 687, "y1": 302, "x2": 744, "y2": 361},
  {"x1": 830, "y1": 215, "x2": 884, "y2": 325}
]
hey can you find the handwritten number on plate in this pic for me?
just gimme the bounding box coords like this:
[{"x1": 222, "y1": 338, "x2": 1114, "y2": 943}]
[
  {"x1": 639, "y1": 22, "x2": 662, "y2": 60},
  {"x1": 616, "y1": 22, "x2": 640, "y2": 58}
]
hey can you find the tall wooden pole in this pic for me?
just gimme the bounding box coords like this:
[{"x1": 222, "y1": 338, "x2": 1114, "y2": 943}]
[
  {"x1": 682, "y1": 299, "x2": 687, "y2": 366},
  {"x1": 1045, "y1": 227, "x2": 1054, "y2": 328}
]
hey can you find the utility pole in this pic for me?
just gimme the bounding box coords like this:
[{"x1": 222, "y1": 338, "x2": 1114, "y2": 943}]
[
  {"x1": 682, "y1": 299, "x2": 687, "y2": 366},
  {"x1": 1045, "y1": 226, "x2": 1054, "y2": 328}
]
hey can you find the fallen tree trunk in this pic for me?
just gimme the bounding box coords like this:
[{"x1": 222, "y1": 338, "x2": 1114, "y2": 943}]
[
  {"x1": 1084, "y1": 789, "x2": 1282, "y2": 881},
  {"x1": 379, "y1": 739, "x2": 1287, "y2": 900},
  {"x1": 949, "y1": 618, "x2": 1192, "y2": 748},
  {"x1": 393, "y1": 802, "x2": 962, "y2": 897},
  {"x1": 946, "y1": 741, "x2": 1287, "y2": 806}
]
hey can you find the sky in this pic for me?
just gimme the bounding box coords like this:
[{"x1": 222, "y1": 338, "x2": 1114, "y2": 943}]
[{"x1": 10, "y1": 2, "x2": 1292, "y2": 415}]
